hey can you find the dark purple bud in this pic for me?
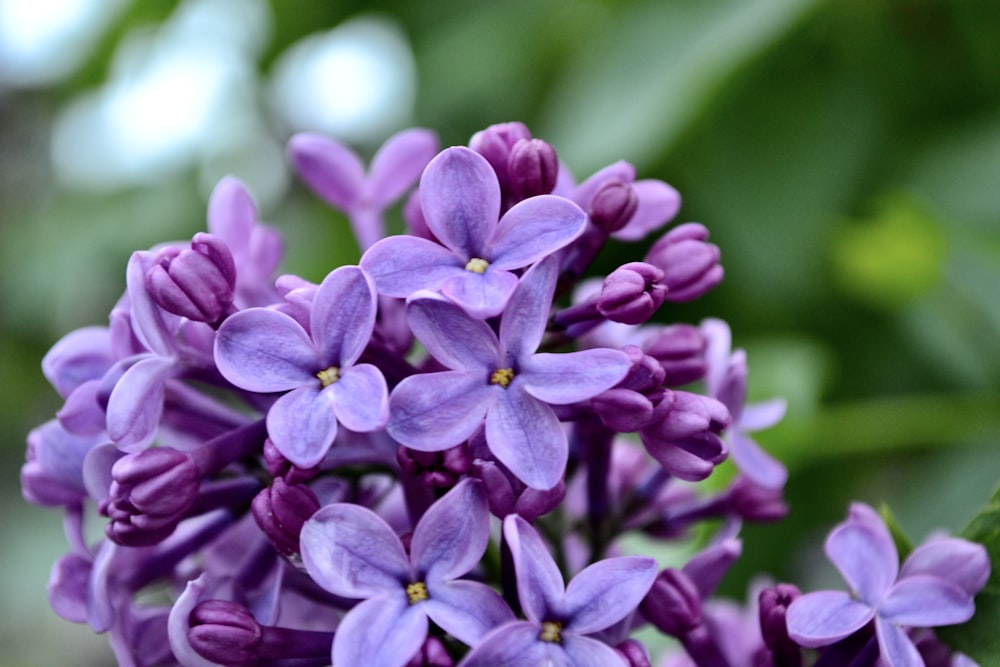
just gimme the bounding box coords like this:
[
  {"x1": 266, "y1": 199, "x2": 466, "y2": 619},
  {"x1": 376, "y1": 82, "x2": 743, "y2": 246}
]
[
  {"x1": 644, "y1": 223, "x2": 723, "y2": 302},
  {"x1": 263, "y1": 438, "x2": 319, "y2": 484},
  {"x1": 614, "y1": 638, "x2": 652, "y2": 667},
  {"x1": 592, "y1": 388, "x2": 657, "y2": 433},
  {"x1": 646, "y1": 391, "x2": 730, "y2": 441},
  {"x1": 726, "y1": 476, "x2": 788, "y2": 522},
  {"x1": 188, "y1": 600, "x2": 262, "y2": 665},
  {"x1": 405, "y1": 637, "x2": 455, "y2": 667},
  {"x1": 642, "y1": 324, "x2": 708, "y2": 386},
  {"x1": 397, "y1": 444, "x2": 471, "y2": 488},
  {"x1": 251, "y1": 477, "x2": 321, "y2": 560},
  {"x1": 513, "y1": 479, "x2": 565, "y2": 521},
  {"x1": 507, "y1": 138, "x2": 558, "y2": 201},
  {"x1": 597, "y1": 262, "x2": 667, "y2": 325},
  {"x1": 469, "y1": 121, "x2": 531, "y2": 191},
  {"x1": 145, "y1": 233, "x2": 236, "y2": 324},
  {"x1": 640, "y1": 568, "x2": 702, "y2": 637},
  {"x1": 619, "y1": 345, "x2": 667, "y2": 392},
  {"x1": 589, "y1": 178, "x2": 639, "y2": 233},
  {"x1": 471, "y1": 459, "x2": 563, "y2": 520},
  {"x1": 759, "y1": 584, "x2": 803, "y2": 667}
]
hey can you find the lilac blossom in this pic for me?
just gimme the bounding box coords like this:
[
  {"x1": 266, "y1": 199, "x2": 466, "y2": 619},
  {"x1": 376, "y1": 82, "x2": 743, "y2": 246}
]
[
  {"x1": 458, "y1": 515, "x2": 658, "y2": 667},
  {"x1": 387, "y1": 257, "x2": 630, "y2": 489},
  {"x1": 361, "y1": 146, "x2": 587, "y2": 318},
  {"x1": 214, "y1": 265, "x2": 388, "y2": 468},
  {"x1": 300, "y1": 478, "x2": 513, "y2": 667}
]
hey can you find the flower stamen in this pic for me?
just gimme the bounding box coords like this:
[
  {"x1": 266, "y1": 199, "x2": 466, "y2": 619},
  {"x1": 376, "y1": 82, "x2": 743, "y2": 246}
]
[
  {"x1": 539, "y1": 620, "x2": 562, "y2": 643},
  {"x1": 465, "y1": 258, "x2": 489, "y2": 273},
  {"x1": 406, "y1": 581, "x2": 429, "y2": 605},
  {"x1": 490, "y1": 367, "x2": 515, "y2": 387},
  {"x1": 316, "y1": 366, "x2": 340, "y2": 387}
]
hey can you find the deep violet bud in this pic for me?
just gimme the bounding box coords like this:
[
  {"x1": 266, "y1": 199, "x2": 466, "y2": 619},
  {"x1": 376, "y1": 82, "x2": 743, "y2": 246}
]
[
  {"x1": 759, "y1": 583, "x2": 802, "y2": 667},
  {"x1": 598, "y1": 261, "x2": 668, "y2": 325},
  {"x1": 397, "y1": 444, "x2": 471, "y2": 488},
  {"x1": 615, "y1": 638, "x2": 652, "y2": 667},
  {"x1": 263, "y1": 438, "x2": 319, "y2": 484},
  {"x1": 144, "y1": 233, "x2": 236, "y2": 324},
  {"x1": 405, "y1": 637, "x2": 455, "y2": 667},
  {"x1": 507, "y1": 137, "x2": 558, "y2": 201},
  {"x1": 643, "y1": 324, "x2": 708, "y2": 386},
  {"x1": 251, "y1": 477, "x2": 321, "y2": 560},
  {"x1": 725, "y1": 476, "x2": 788, "y2": 522},
  {"x1": 589, "y1": 178, "x2": 639, "y2": 233},
  {"x1": 472, "y1": 459, "x2": 565, "y2": 520},
  {"x1": 644, "y1": 222, "x2": 723, "y2": 302},
  {"x1": 469, "y1": 121, "x2": 531, "y2": 191},
  {"x1": 640, "y1": 568, "x2": 702, "y2": 637},
  {"x1": 188, "y1": 600, "x2": 262, "y2": 665}
]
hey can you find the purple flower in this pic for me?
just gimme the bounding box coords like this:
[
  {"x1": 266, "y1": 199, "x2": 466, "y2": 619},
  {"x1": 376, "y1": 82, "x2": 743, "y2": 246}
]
[
  {"x1": 214, "y1": 265, "x2": 389, "y2": 468},
  {"x1": 786, "y1": 503, "x2": 987, "y2": 667},
  {"x1": 300, "y1": 478, "x2": 513, "y2": 667},
  {"x1": 361, "y1": 146, "x2": 587, "y2": 318},
  {"x1": 387, "y1": 257, "x2": 630, "y2": 489},
  {"x1": 458, "y1": 515, "x2": 658, "y2": 667}
]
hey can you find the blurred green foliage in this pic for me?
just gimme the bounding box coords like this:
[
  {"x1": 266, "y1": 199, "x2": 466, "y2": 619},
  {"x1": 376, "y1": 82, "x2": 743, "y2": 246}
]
[{"x1": 1, "y1": 0, "x2": 999, "y2": 665}]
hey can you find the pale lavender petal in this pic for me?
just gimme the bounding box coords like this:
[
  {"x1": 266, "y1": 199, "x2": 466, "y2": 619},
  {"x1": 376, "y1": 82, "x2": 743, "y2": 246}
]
[
  {"x1": 826, "y1": 514, "x2": 898, "y2": 604},
  {"x1": 405, "y1": 294, "x2": 500, "y2": 370},
  {"x1": 739, "y1": 398, "x2": 787, "y2": 432},
  {"x1": 332, "y1": 595, "x2": 427, "y2": 667},
  {"x1": 728, "y1": 430, "x2": 787, "y2": 490},
  {"x1": 48, "y1": 553, "x2": 91, "y2": 624},
  {"x1": 879, "y1": 575, "x2": 975, "y2": 627},
  {"x1": 563, "y1": 556, "x2": 658, "y2": 634},
  {"x1": 57, "y1": 380, "x2": 106, "y2": 436},
  {"x1": 106, "y1": 355, "x2": 175, "y2": 451},
  {"x1": 420, "y1": 146, "x2": 499, "y2": 257},
  {"x1": 875, "y1": 616, "x2": 925, "y2": 667},
  {"x1": 301, "y1": 503, "x2": 410, "y2": 597},
  {"x1": 562, "y1": 634, "x2": 629, "y2": 667},
  {"x1": 499, "y1": 256, "x2": 558, "y2": 360},
  {"x1": 42, "y1": 326, "x2": 113, "y2": 397},
  {"x1": 785, "y1": 590, "x2": 874, "y2": 648},
  {"x1": 458, "y1": 621, "x2": 553, "y2": 667},
  {"x1": 519, "y1": 349, "x2": 630, "y2": 405},
  {"x1": 611, "y1": 179, "x2": 681, "y2": 241},
  {"x1": 412, "y1": 479, "x2": 489, "y2": 582},
  {"x1": 31, "y1": 420, "x2": 97, "y2": 499},
  {"x1": 700, "y1": 317, "x2": 732, "y2": 398},
  {"x1": 310, "y1": 266, "x2": 377, "y2": 368},
  {"x1": 388, "y1": 372, "x2": 497, "y2": 451},
  {"x1": 504, "y1": 515, "x2": 565, "y2": 623},
  {"x1": 126, "y1": 251, "x2": 179, "y2": 356},
  {"x1": 287, "y1": 133, "x2": 365, "y2": 212},
  {"x1": 681, "y1": 538, "x2": 743, "y2": 599},
  {"x1": 488, "y1": 195, "x2": 587, "y2": 269},
  {"x1": 167, "y1": 574, "x2": 225, "y2": 667},
  {"x1": 330, "y1": 364, "x2": 388, "y2": 432},
  {"x1": 214, "y1": 308, "x2": 317, "y2": 392},
  {"x1": 900, "y1": 538, "x2": 990, "y2": 596},
  {"x1": 441, "y1": 267, "x2": 520, "y2": 319},
  {"x1": 267, "y1": 386, "x2": 337, "y2": 468},
  {"x1": 207, "y1": 176, "x2": 256, "y2": 253},
  {"x1": 361, "y1": 235, "x2": 466, "y2": 297},
  {"x1": 424, "y1": 579, "x2": 515, "y2": 645},
  {"x1": 366, "y1": 128, "x2": 438, "y2": 207},
  {"x1": 487, "y1": 384, "x2": 566, "y2": 490}
]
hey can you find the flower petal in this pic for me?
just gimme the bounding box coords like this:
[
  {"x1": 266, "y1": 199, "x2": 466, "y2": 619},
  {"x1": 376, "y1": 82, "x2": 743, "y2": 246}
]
[
  {"x1": 499, "y1": 256, "x2": 558, "y2": 360},
  {"x1": 167, "y1": 574, "x2": 225, "y2": 667},
  {"x1": 361, "y1": 236, "x2": 465, "y2": 298},
  {"x1": 214, "y1": 308, "x2": 317, "y2": 392},
  {"x1": 611, "y1": 179, "x2": 680, "y2": 241},
  {"x1": 310, "y1": 266, "x2": 377, "y2": 368},
  {"x1": 287, "y1": 133, "x2": 365, "y2": 212},
  {"x1": 267, "y1": 386, "x2": 337, "y2": 468},
  {"x1": 562, "y1": 634, "x2": 629, "y2": 667},
  {"x1": 900, "y1": 537, "x2": 990, "y2": 596},
  {"x1": 879, "y1": 575, "x2": 975, "y2": 627},
  {"x1": 366, "y1": 128, "x2": 438, "y2": 208},
  {"x1": 504, "y1": 515, "x2": 565, "y2": 624},
  {"x1": 420, "y1": 146, "x2": 499, "y2": 258},
  {"x1": 875, "y1": 615, "x2": 925, "y2": 667},
  {"x1": 519, "y1": 349, "x2": 630, "y2": 405},
  {"x1": 207, "y1": 176, "x2": 256, "y2": 254},
  {"x1": 42, "y1": 326, "x2": 114, "y2": 398},
  {"x1": 487, "y1": 384, "x2": 567, "y2": 490},
  {"x1": 458, "y1": 621, "x2": 553, "y2": 667},
  {"x1": 301, "y1": 503, "x2": 410, "y2": 598},
  {"x1": 826, "y1": 507, "x2": 898, "y2": 604},
  {"x1": 639, "y1": 433, "x2": 720, "y2": 482},
  {"x1": 405, "y1": 294, "x2": 499, "y2": 370},
  {"x1": 728, "y1": 430, "x2": 787, "y2": 490},
  {"x1": 330, "y1": 364, "x2": 389, "y2": 432},
  {"x1": 739, "y1": 398, "x2": 787, "y2": 432},
  {"x1": 106, "y1": 355, "x2": 175, "y2": 451},
  {"x1": 700, "y1": 317, "x2": 732, "y2": 398},
  {"x1": 424, "y1": 579, "x2": 515, "y2": 645},
  {"x1": 488, "y1": 195, "x2": 586, "y2": 270},
  {"x1": 785, "y1": 590, "x2": 874, "y2": 648},
  {"x1": 441, "y1": 267, "x2": 520, "y2": 319},
  {"x1": 332, "y1": 595, "x2": 426, "y2": 667},
  {"x1": 388, "y1": 372, "x2": 497, "y2": 451},
  {"x1": 126, "y1": 251, "x2": 179, "y2": 356},
  {"x1": 563, "y1": 556, "x2": 658, "y2": 635},
  {"x1": 412, "y1": 479, "x2": 490, "y2": 582}
]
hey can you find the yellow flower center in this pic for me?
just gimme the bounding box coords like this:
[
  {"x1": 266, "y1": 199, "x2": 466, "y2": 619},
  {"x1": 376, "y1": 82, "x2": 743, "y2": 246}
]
[
  {"x1": 539, "y1": 620, "x2": 562, "y2": 643},
  {"x1": 316, "y1": 366, "x2": 340, "y2": 387},
  {"x1": 406, "y1": 581, "x2": 429, "y2": 605},
  {"x1": 490, "y1": 367, "x2": 515, "y2": 387},
  {"x1": 465, "y1": 257, "x2": 489, "y2": 273}
]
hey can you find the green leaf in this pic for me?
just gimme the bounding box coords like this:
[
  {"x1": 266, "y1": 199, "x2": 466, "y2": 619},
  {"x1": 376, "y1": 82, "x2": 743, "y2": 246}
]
[{"x1": 877, "y1": 503, "x2": 914, "y2": 562}]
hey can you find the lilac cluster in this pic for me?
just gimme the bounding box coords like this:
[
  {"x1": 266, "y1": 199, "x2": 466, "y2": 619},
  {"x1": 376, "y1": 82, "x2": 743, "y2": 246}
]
[{"x1": 21, "y1": 122, "x2": 987, "y2": 667}]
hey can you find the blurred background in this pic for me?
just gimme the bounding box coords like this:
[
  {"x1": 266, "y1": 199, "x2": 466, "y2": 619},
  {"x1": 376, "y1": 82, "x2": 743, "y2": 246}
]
[{"x1": 2, "y1": 0, "x2": 999, "y2": 664}]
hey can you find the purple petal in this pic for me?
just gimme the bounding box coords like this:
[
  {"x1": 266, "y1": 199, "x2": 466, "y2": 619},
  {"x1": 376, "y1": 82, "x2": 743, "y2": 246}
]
[
  {"x1": 681, "y1": 538, "x2": 743, "y2": 599},
  {"x1": 458, "y1": 621, "x2": 552, "y2": 667},
  {"x1": 441, "y1": 267, "x2": 520, "y2": 319},
  {"x1": 572, "y1": 160, "x2": 636, "y2": 208},
  {"x1": 301, "y1": 503, "x2": 410, "y2": 598},
  {"x1": 900, "y1": 538, "x2": 990, "y2": 596},
  {"x1": 487, "y1": 384, "x2": 566, "y2": 490},
  {"x1": 332, "y1": 595, "x2": 426, "y2": 667},
  {"x1": 739, "y1": 398, "x2": 787, "y2": 432},
  {"x1": 83, "y1": 443, "x2": 122, "y2": 502},
  {"x1": 388, "y1": 372, "x2": 497, "y2": 451},
  {"x1": 207, "y1": 177, "x2": 256, "y2": 253},
  {"x1": 48, "y1": 553, "x2": 91, "y2": 624},
  {"x1": 639, "y1": 434, "x2": 718, "y2": 482},
  {"x1": 366, "y1": 128, "x2": 438, "y2": 208},
  {"x1": 562, "y1": 634, "x2": 629, "y2": 667},
  {"x1": 126, "y1": 251, "x2": 179, "y2": 356},
  {"x1": 420, "y1": 146, "x2": 499, "y2": 257},
  {"x1": 106, "y1": 355, "x2": 175, "y2": 451},
  {"x1": 42, "y1": 326, "x2": 113, "y2": 398},
  {"x1": 167, "y1": 574, "x2": 224, "y2": 667},
  {"x1": 611, "y1": 179, "x2": 681, "y2": 241},
  {"x1": 785, "y1": 590, "x2": 874, "y2": 648},
  {"x1": 875, "y1": 616, "x2": 925, "y2": 667},
  {"x1": 412, "y1": 479, "x2": 489, "y2": 582},
  {"x1": 267, "y1": 386, "x2": 337, "y2": 468},
  {"x1": 361, "y1": 236, "x2": 465, "y2": 298},
  {"x1": 330, "y1": 364, "x2": 389, "y2": 432},
  {"x1": 31, "y1": 420, "x2": 96, "y2": 500},
  {"x1": 287, "y1": 133, "x2": 365, "y2": 212},
  {"x1": 58, "y1": 380, "x2": 107, "y2": 436},
  {"x1": 700, "y1": 317, "x2": 732, "y2": 398},
  {"x1": 310, "y1": 266, "x2": 377, "y2": 368},
  {"x1": 499, "y1": 256, "x2": 558, "y2": 360},
  {"x1": 728, "y1": 430, "x2": 787, "y2": 490},
  {"x1": 405, "y1": 294, "x2": 499, "y2": 370},
  {"x1": 879, "y1": 575, "x2": 975, "y2": 627},
  {"x1": 488, "y1": 195, "x2": 586, "y2": 270},
  {"x1": 519, "y1": 349, "x2": 630, "y2": 405},
  {"x1": 826, "y1": 512, "x2": 898, "y2": 604},
  {"x1": 504, "y1": 515, "x2": 565, "y2": 623},
  {"x1": 424, "y1": 579, "x2": 515, "y2": 645},
  {"x1": 214, "y1": 308, "x2": 317, "y2": 392},
  {"x1": 563, "y1": 556, "x2": 658, "y2": 634}
]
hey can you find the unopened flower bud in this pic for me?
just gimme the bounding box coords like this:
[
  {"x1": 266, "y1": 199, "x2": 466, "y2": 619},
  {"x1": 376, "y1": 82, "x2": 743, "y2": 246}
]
[
  {"x1": 589, "y1": 178, "x2": 639, "y2": 233},
  {"x1": 469, "y1": 121, "x2": 531, "y2": 191},
  {"x1": 759, "y1": 584, "x2": 802, "y2": 667},
  {"x1": 645, "y1": 223, "x2": 723, "y2": 302},
  {"x1": 507, "y1": 138, "x2": 558, "y2": 201},
  {"x1": 188, "y1": 600, "x2": 262, "y2": 665},
  {"x1": 597, "y1": 262, "x2": 667, "y2": 325},
  {"x1": 251, "y1": 477, "x2": 321, "y2": 560},
  {"x1": 640, "y1": 568, "x2": 702, "y2": 637},
  {"x1": 725, "y1": 476, "x2": 788, "y2": 522},
  {"x1": 397, "y1": 444, "x2": 472, "y2": 488},
  {"x1": 145, "y1": 233, "x2": 236, "y2": 324},
  {"x1": 406, "y1": 637, "x2": 455, "y2": 667},
  {"x1": 614, "y1": 638, "x2": 652, "y2": 667},
  {"x1": 642, "y1": 324, "x2": 708, "y2": 386},
  {"x1": 263, "y1": 438, "x2": 319, "y2": 484}
]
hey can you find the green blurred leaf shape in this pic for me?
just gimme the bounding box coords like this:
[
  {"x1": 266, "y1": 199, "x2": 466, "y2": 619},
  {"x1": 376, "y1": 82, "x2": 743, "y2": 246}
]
[
  {"x1": 540, "y1": 0, "x2": 824, "y2": 174},
  {"x1": 878, "y1": 502, "x2": 914, "y2": 562},
  {"x1": 830, "y1": 194, "x2": 946, "y2": 308}
]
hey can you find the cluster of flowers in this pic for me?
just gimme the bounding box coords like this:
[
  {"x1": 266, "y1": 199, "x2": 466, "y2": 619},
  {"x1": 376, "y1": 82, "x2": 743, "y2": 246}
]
[{"x1": 22, "y1": 122, "x2": 988, "y2": 667}]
